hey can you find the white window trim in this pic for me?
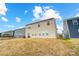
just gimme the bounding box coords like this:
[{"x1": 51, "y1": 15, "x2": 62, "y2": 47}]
[
  {"x1": 72, "y1": 19, "x2": 78, "y2": 25},
  {"x1": 78, "y1": 29, "x2": 79, "y2": 33}
]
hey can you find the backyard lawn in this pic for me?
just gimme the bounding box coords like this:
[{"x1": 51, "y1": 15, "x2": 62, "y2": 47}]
[{"x1": 0, "y1": 38, "x2": 78, "y2": 56}]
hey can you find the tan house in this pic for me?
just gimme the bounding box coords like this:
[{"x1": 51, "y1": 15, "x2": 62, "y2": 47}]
[{"x1": 25, "y1": 18, "x2": 57, "y2": 38}]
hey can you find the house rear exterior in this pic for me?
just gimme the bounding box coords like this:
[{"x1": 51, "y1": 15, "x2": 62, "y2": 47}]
[
  {"x1": 63, "y1": 17, "x2": 79, "y2": 38},
  {"x1": 25, "y1": 18, "x2": 57, "y2": 38}
]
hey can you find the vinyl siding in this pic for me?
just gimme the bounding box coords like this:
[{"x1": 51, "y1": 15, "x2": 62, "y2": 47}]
[
  {"x1": 1, "y1": 31, "x2": 14, "y2": 37},
  {"x1": 14, "y1": 28, "x2": 25, "y2": 38},
  {"x1": 67, "y1": 18, "x2": 79, "y2": 38},
  {"x1": 25, "y1": 18, "x2": 57, "y2": 38}
]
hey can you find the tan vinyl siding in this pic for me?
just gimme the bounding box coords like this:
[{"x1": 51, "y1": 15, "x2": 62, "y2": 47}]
[{"x1": 25, "y1": 18, "x2": 57, "y2": 38}]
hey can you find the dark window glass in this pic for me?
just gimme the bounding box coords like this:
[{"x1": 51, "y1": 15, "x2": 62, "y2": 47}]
[
  {"x1": 32, "y1": 34, "x2": 34, "y2": 36},
  {"x1": 28, "y1": 27, "x2": 31, "y2": 29},
  {"x1": 46, "y1": 33, "x2": 48, "y2": 35},
  {"x1": 47, "y1": 21, "x2": 50, "y2": 25},
  {"x1": 39, "y1": 33, "x2": 41, "y2": 36},
  {"x1": 38, "y1": 23, "x2": 40, "y2": 27},
  {"x1": 43, "y1": 33, "x2": 44, "y2": 36},
  {"x1": 35, "y1": 34, "x2": 37, "y2": 36},
  {"x1": 28, "y1": 33, "x2": 30, "y2": 35}
]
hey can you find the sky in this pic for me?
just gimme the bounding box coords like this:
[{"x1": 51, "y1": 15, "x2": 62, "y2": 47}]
[{"x1": 0, "y1": 3, "x2": 79, "y2": 34}]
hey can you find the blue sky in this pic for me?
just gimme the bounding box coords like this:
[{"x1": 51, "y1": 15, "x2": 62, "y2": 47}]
[{"x1": 0, "y1": 3, "x2": 79, "y2": 34}]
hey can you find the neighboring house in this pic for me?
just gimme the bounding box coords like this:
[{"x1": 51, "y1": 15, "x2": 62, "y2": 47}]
[
  {"x1": 1, "y1": 30, "x2": 14, "y2": 37},
  {"x1": 1, "y1": 28, "x2": 25, "y2": 38},
  {"x1": 14, "y1": 28, "x2": 25, "y2": 38},
  {"x1": 25, "y1": 18, "x2": 57, "y2": 38},
  {"x1": 63, "y1": 17, "x2": 79, "y2": 38},
  {"x1": 0, "y1": 33, "x2": 1, "y2": 37}
]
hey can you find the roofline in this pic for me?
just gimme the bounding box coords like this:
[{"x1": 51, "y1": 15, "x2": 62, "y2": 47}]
[
  {"x1": 0, "y1": 30, "x2": 14, "y2": 33},
  {"x1": 14, "y1": 27, "x2": 25, "y2": 31},
  {"x1": 64, "y1": 17, "x2": 79, "y2": 22},
  {"x1": 1, "y1": 28, "x2": 25, "y2": 33},
  {"x1": 26, "y1": 18, "x2": 55, "y2": 26}
]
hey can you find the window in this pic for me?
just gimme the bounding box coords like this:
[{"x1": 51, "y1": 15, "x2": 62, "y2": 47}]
[
  {"x1": 78, "y1": 29, "x2": 79, "y2": 32},
  {"x1": 38, "y1": 23, "x2": 40, "y2": 27},
  {"x1": 46, "y1": 33, "x2": 48, "y2": 36},
  {"x1": 28, "y1": 27, "x2": 31, "y2": 29},
  {"x1": 42, "y1": 33, "x2": 44, "y2": 36},
  {"x1": 39, "y1": 33, "x2": 41, "y2": 36},
  {"x1": 47, "y1": 21, "x2": 50, "y2": 25},
  {"x1": 28, "y1": 33, "x2": 30, "y2": 35},
  {"x1": 35, "y1": 34, "x2": 37, "y2": 36},
  {"x1": 32, "y1": 34, "x2": 34, "y2": 36},
  {"x1": 72, "y1": 19, "x2": 78, "y2": 25}
]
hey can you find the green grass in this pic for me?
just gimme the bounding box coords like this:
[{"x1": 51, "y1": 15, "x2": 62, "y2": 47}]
[{"x1": 0, "y1": 38, "x2": 77, "y2": 56}]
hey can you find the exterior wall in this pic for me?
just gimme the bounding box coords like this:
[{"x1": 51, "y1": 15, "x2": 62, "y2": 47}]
[
  {"x1": 1, "y1": 31, "x2": 14, "y2": 37},
  {"x1": 0, "y1": 33, "x2": 1, "y2": 37},
  {"x1": 25, "y1": 18, "x2": 57, "y2": 38},
  {"x1": 63, "y1": 21, "x2": 70, "y2": 38},
  {"x1": 14, "y1": 28, "x2": 25, "y2": 38},
  {"x1": 67, "y1": 18, "x2": 79, "y2": 38}
]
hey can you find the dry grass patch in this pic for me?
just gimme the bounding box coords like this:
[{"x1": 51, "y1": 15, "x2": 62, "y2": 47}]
[{"x1": 0, "y1": 38, "x2": 73, "y2": 56}]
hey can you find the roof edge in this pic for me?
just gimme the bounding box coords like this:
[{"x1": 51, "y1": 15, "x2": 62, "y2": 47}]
[
  {"x1": 64, "y1": 16, "x2": 79, "y2": 22},
  {"x1": 26, "y1": 18, "x2": 55, "y2": 26}
]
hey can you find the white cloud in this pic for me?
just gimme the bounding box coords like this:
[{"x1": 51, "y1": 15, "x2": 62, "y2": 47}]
[
  {"x1": 76, "y1": 8, "x2": 79, "y2": 11},
  {"x1": 4, "y1": 24, "x2": 15, "y2": 30},
  {"x1": 32, "y1": 6, "x2": 62, "y2": 21},
  {"x1": 41, "y1": 8, "x2": 62, "y2": 20},
  {"x1": 18, "y1": 26, "x2": 25, "y2": 29},
  {"x1": 32, "y1": 6, "x2": 42, "y2": 21},
  {"x1": 25, "y1": 10, "x2": 28, "y2": 14},
  {"x1": 0, "y1": 3, "x2": 7, "y2": 15},
  {"x1": 1, "y1": 17, "x2": 8, "y2": 22},
  {"x1": 16, "y1": 17, "x2": 21, "y2": 23},
  {"x1": 57, "y1": 24, "x2": 63, "y2": 34},
  {"x1": 75, "y1": 13, "x2": 79, "y2": 17},
  {"x1": 4, "y1": 25, "x2": 14, "y2": 28}
]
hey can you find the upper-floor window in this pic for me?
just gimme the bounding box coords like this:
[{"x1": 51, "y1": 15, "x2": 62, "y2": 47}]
[
  {"x1": 27, "y1": 33, "x2": 30, "y2": 35},
  {"x1": 35, "y1": 34, "x2": 37, "y2": 36},
  {"x1": 38, "y1": 23, "x2": 40, "y2": 27},
  {"x1": 78, "y1": 29, "x2": 79, "y2": 33},
  {"x1": 27, "y1": 27, "x2": 31, "y2": 29},
  {"x1": 32, "y1": 34, "x2": 34, "y2": 36},
  {"x1": 42, "y1": 33, "x2": 44, "y2": 36},
  {"x1": 47, "y1": 21, "x2": 50, "y2": 25},
  {"x1": 72, "y1": 19, "x2": 78, "y2": 25},
  {"x1": 46, "y1": 33, "x2": 48, "y2": 36},
  {"x1": 39, "y1": 33, "x2": 41, "y2": 36}
]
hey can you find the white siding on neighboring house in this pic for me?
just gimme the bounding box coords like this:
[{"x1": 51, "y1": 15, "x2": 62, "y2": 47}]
[
  {"x1": 14, "y1": 28, "x2": 25, "y2": 38},
  {"x1": 1, "y1": 30, "x2": 14, "y2": 37}
]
